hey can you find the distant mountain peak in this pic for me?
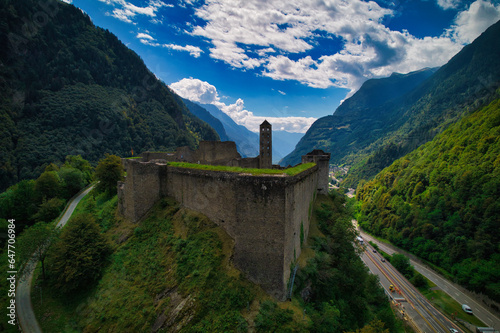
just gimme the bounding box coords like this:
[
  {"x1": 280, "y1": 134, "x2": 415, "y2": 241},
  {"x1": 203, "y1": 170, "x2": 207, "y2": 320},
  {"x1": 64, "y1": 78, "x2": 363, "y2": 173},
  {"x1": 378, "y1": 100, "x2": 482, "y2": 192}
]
[{"x1": 389, "y1": 67, "x2": 438, "y2": 78}]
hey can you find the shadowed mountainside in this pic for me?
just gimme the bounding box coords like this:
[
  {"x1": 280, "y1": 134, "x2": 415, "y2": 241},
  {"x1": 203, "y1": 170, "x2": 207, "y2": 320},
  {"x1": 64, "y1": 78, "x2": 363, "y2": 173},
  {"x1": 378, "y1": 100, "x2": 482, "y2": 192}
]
[{"x1": 0, "y1": 0, "x2": 219, "y2": 191}]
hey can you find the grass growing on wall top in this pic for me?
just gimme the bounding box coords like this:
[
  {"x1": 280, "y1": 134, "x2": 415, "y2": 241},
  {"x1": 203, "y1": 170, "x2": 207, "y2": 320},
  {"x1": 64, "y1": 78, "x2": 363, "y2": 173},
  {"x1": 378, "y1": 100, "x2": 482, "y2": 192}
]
[{"x1": 168, "y1": 162, "x2": 316, "y2": 176}]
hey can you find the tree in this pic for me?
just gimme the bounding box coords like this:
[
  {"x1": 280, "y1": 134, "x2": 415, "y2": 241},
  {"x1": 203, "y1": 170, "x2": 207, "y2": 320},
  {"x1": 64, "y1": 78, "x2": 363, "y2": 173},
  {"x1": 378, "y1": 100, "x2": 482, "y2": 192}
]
[
  {"x1": 47, "y1": 213, "x2": 111, "y2": 293},
  {"x1": 254, "y1": 300, "x2": 297, "y2": 332},
  {"x1": 63, "y1": 155, "x2": 93, "y2": 183},
  {"x1": 0, "y1": 180, "x2": 37, "y2": 224},
  {"x1": 34, "y1": 171, "x2": 61, "y2": 200},
  {"x1": 59, "y1": 167, "x2": 85, "y2": 198},
  {"x1": 348, "y1": 319, "x2": 390, "y2": 333},
  {"x1": 94, "y1": 154, "x2": 124, "y2": 195},
  {"x1": 33, "y1": 197, "x2": 66, "y2": 223},
  {"x1": 390, "y1": 254, "x2": 413, "y2": 279},
  {"x1": 410, "y1": 272, "x2": 428, "y2": 289},
  {"x1": 17, "y1": 222, "x2": 55, "y2": 280}
]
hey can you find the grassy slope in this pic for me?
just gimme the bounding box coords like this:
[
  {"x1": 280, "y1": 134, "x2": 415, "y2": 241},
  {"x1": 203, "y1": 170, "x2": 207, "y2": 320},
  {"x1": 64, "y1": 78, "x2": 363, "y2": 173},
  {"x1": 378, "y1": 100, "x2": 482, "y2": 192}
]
[
  {"x1": 357, "y1": 96, "x2": 500, "y2": 301},
  {"x1": 34, "y1": 194, "x2": 259, "y2": 332},
  {"x1": 31, "y1": 190, "x2": 401, "y2": 332}
]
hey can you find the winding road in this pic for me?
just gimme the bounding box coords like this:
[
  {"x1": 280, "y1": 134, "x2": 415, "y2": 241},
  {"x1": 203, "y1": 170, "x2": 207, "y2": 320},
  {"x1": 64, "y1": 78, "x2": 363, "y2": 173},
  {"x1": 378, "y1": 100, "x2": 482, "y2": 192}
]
[{"x1": 16, "y1": 185, "x2": 94, "y2": 333}]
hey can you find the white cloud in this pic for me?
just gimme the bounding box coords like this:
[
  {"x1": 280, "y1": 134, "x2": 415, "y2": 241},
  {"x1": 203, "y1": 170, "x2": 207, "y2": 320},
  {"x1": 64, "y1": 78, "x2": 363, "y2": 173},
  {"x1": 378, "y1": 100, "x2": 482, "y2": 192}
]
[
  {"x1": 185, "y1": 0, "x2": 473, "y2": 93},
  {"x1": 208, "y1": 40, "x2": 263, "y2": 69},
  {"x1": 189, "y1": 0, "x2": 393, "y2": 74},
  {"x1": 136, "y1": 32, "x2": 154, "y2": 40},
  {"x1": 137, "y1": 34, "x2": 203, "y2": 58},
  {"x1": 98, "y1": 0, "x2": 167, "y2": 24},
  {"x1": 164, "y1": 44, "x2": 203, "y2": 58},
  {"x1": 447, "y1": 0, "x2": 500, "y2": 43},
  {"x1": 169, "y1": 78, "x2": 219, "y2": 104},
  {"x1": 437, "y1": 0, "x2": 461, "y2": 10},
  {"x1": 105, "y1": 0, "x2": 500, "y2": 94},
  {"x1": 61, "y1": 0, "x2": 73, "y2": 3},
  {"x1": 170, "y1": 78, "x2": 316, "y2": 133},
  {"x1": 262, "y1": 27, "x2": 463, "y2": 92}
]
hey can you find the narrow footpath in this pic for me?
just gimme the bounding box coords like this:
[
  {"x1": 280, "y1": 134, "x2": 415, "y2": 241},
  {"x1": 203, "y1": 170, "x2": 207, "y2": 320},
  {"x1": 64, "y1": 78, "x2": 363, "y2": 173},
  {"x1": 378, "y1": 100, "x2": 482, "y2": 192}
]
[{"x1": 16, "y1": 185, "x2": 94, "y2": 333}]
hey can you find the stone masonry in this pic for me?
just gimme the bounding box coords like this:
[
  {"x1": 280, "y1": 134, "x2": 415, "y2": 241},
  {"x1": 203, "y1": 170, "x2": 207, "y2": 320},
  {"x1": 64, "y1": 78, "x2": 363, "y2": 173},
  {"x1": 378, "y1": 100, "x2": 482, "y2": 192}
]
[{"x1": 117, "y1": 121, "x2": 330, "y2": 299}]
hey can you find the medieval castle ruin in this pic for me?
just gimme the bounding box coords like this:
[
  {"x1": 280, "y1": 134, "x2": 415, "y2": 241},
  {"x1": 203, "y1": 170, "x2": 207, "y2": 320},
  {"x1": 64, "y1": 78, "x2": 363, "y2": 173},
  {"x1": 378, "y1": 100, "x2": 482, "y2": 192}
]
[{"x1": 118, "y1": 121, "x2": 330, "y2": 300}]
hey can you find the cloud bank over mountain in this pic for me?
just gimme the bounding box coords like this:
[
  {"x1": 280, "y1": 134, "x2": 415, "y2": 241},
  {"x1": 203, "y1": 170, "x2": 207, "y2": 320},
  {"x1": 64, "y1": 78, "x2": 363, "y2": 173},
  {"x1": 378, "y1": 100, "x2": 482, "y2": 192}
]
[
  {"x1": 170, "y1": 78, "x2": 317, "y2": 133},
  {"x1": 82, "y1": 0, "x2": 500, "y2": 132}
]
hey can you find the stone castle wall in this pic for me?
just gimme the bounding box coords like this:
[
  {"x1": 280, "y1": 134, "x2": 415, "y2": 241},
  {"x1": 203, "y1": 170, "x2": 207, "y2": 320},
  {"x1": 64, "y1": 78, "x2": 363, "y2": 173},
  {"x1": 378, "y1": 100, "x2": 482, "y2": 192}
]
[
  {"x1": 134, "y1": 141, "x2": 262, "y2": 169},
  {"x1": 117, "y1": 139, "x2": 331, "y2": 299},
  {"x1": 118, "y1": 160, "x2": 167, "y2": 222},
  {"x1": 284, "y1": 166, "x2": 318, "y2": 282},
  {"x1": 302, "y1": 150, "x2": 331, "y2": 194},
  {"x1": 119, "y1": 160, "x2": 320, "y2": 299}
]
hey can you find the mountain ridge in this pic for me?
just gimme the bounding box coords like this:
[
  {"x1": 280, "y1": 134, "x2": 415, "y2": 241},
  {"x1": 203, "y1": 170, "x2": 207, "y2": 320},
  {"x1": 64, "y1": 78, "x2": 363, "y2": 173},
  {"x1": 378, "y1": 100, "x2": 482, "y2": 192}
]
[
  {"x1": 281, "y1": 67, "x2": 439, "y2": 167},
  {"x1": 0, "y1": 0, "x2": 219, "y2": 191},
  {"x1": 282, "y1": 20, "x2": 500, "y2": 187}
]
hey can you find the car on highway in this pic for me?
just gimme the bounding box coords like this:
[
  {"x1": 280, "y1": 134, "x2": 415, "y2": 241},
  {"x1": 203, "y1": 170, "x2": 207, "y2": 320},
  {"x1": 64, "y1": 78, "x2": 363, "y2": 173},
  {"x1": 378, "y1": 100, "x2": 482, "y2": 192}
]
[
  {"x1": 381, "y1": 258, "x2": 386, "y2": 262},
  {"x1": 372, "y1": 249, "x2": 377, "y2": 253},
  {"x1": 449, "y1": 328, "x2": 459, "y2": 333},
  {"x1": 462, "y1": 304, "x2": 473, "y2": 314}
]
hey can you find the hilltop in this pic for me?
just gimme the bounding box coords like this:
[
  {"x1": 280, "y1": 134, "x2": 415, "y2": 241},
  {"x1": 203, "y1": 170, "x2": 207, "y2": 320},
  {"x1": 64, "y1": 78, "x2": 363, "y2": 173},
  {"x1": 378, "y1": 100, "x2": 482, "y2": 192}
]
[{"x1": 0, "y1": 0, "x2": 219, "y2": 191}]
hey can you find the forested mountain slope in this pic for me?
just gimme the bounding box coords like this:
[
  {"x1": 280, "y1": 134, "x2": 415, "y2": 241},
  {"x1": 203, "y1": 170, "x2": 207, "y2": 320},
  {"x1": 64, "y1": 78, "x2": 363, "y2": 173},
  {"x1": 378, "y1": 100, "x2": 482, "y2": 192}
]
[
  {"x1": 182, "y1": 98, "x2": 229, "y2": 141},
  {"x1": 283, "y1": 20, "x2": 500, "y2": 187},
  {"x1": 282, "y1": 67, "x2": 437, "y2": 167},
  {"x1": 194, "y1": 102, "x2": 303, "y2": 162},
  {"x1": 196, "y1": 102, "x2": 260, "y2": 157},
  {"x1": 0, "y1": 0, "x2": 218, "y2": 191},
  {"x1": 357, "y1": 95, "x2": 500, "y2": 302}
]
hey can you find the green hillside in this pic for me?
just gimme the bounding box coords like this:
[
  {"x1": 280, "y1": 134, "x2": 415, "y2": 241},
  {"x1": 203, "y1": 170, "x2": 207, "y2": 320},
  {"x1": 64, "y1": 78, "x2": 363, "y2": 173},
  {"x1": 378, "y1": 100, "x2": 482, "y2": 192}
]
[
  {"x1": 283, "y1": 20, "x2": 500, "y2": 187},
  {"x1": 357, "y1": 95, "x2": 500, "y2": 302},
  {"x1": 281, "y1": 68, "x2": 437, "y2": 167},
  {"x1": 16, "y1": 188, "x2": 400, "y2": 332},
  {"x1": 0, "y1": 0, "x2": 218, "y2": 191}
]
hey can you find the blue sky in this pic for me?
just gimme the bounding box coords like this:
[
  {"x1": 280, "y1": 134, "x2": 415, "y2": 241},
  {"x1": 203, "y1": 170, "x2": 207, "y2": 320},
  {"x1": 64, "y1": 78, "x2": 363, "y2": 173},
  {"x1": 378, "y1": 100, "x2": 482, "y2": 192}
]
[{"x1": 67, "y1": 0, "x2": 500, "y2": 133}]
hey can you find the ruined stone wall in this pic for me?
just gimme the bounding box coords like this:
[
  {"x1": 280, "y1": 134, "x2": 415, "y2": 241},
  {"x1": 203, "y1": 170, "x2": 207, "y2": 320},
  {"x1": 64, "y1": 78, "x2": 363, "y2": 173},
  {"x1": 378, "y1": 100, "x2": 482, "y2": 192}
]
[
  {"x1": 119, "y1": 159, "x2": 321, "y2": 299},
  {"x1": 283, "y1": 166, "x2": 318, "y2": 285},
  {"x1": 237, "y1": 157, "x2": 260, "y2": 169},
  {"x1": 140, "y1": 141, "x2": 241, "y2": 165},
  {"x1": 195, "y1": 141, "x2": 241, "y2": 165},
  {"x1": 120, "y1": 160, "x2": 167, "y2": 222},
  {"x1": 141, "y1": 152, "x2": 176, "y2": 162},
  {"x1": 316, "y1": 157, "x2": 330, "y2": 194},
  {"x1": 302, "y1": 150, "x2": 331, "y2": 194},
  {"x1": 164, "y1": 166, "x2": 319, "y2": 299}
]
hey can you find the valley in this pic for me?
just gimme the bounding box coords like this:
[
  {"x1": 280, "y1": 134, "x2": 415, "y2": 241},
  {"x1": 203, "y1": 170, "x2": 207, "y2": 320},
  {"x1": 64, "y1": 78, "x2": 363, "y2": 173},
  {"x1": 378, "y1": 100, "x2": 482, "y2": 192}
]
[{"x1": 1, "y1": 0, "x2": 500, "y2": 332}]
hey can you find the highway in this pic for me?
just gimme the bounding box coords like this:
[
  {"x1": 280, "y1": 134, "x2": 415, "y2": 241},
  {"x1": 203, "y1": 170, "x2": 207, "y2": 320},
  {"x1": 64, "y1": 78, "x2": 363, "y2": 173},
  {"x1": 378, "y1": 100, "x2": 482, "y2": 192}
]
[
  {"x1": 361, "y1": 243, "x2": 463, "y2": 333},
  {"x1": 360, "y1": 231, "x2": 500, "y2": 331}
]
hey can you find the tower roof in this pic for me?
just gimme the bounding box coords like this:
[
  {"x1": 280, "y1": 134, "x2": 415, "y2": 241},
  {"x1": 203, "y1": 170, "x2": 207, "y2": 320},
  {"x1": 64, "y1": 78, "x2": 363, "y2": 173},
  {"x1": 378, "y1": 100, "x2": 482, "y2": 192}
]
[{"x1": 260, "y1": 120, "x2": 271, "y2": 127}]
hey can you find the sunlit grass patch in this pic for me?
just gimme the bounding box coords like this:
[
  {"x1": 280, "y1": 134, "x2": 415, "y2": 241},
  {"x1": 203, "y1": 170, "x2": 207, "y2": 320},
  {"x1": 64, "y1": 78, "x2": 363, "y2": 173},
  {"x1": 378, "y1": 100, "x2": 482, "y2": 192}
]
[{"x1": 168, "y1": 162, "x2": 316, "y2": 176}]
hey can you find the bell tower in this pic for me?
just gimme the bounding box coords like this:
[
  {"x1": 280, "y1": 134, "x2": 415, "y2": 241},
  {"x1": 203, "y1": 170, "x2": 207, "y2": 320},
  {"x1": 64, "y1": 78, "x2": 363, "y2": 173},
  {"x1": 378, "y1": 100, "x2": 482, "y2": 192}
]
[{"x1": 259, "y1": 120, "x2": 272, "y2": 169}]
